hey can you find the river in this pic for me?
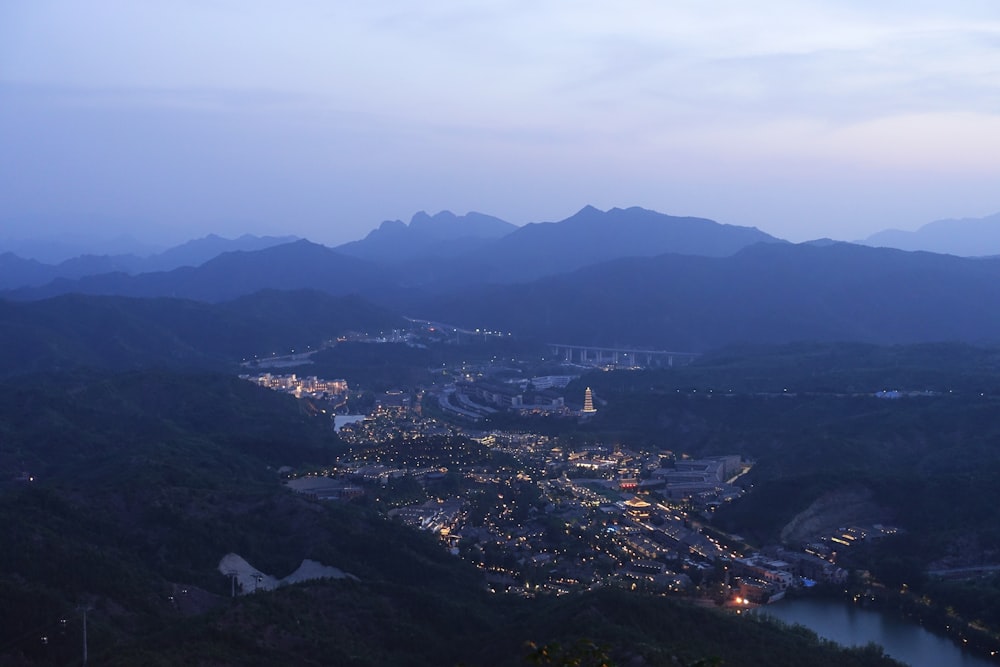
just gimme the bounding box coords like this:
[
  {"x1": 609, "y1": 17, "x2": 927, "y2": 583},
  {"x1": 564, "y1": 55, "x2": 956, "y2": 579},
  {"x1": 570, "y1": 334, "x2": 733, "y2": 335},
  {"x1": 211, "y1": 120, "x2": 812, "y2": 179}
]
[{"x1": 755, "y1": 597, "x2": 997, "y2": 667}]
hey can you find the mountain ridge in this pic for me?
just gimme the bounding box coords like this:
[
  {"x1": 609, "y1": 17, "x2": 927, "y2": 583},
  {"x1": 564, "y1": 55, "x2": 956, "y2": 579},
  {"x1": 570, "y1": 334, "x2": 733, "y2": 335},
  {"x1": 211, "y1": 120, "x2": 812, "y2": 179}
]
[
  {"x1": 0, "y1": 233, "x2": 298, "y2": 290},
  {"x1": 3, "y1": 240, "x2": 393, "y2": 302},
  {"x1": 861, "y1": 211, "x2": 1000, "y2": 256},
  {"x1": 467, "y1": 205, "x2": 782, "y2": 282},
  {"x1": 335, "y1": 205, "x2": 784, "y2": 288},
  {"x1": 10, "y1": 236, "x2": 1000, "y2": 351},
  {"x1": 415, "y1": 241, "x2": 1000, "y2": 350},
  {"x1": 336, "y1": 210, "x2": 517, "y2": 262},
  {"x1": 3, "y1": 206, "x2": 785, "y2": 300},
  {"x1": 0, "y1": 288, "x2": 404, "y2": 377}
]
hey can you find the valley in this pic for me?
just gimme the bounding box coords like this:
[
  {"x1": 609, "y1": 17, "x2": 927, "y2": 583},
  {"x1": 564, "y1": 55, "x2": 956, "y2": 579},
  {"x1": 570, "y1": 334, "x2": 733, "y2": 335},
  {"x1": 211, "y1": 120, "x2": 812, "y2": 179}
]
[{"x1": 4, "y1": 210, "x2": 1000, "y2": 665}]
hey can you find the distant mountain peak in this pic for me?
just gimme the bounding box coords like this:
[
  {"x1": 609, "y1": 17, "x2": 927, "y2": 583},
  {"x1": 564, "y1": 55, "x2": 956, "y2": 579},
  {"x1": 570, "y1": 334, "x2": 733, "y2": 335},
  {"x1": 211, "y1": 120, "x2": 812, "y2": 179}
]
[
  {"x1": 407, "y1": 210, "x2": 513, "y2": 237},
  {"x1": 375, "y1": 219, "x2": 407, "y2": 233},
  {"x1": 336, "y1": 210, "x2": 518, "y2": 262},
  {"x1": 409, "y1": 210, "x2": 432, "y2": 224},
  {"x1": 409, "y1": 210, "x2": 459, "y2": 231},
  {"x1": 861, "y1": 212, "x2": 1000, "y2": 256},
  {"x1": 801, "y1": 238, "x2": 842, "y2": 247}
]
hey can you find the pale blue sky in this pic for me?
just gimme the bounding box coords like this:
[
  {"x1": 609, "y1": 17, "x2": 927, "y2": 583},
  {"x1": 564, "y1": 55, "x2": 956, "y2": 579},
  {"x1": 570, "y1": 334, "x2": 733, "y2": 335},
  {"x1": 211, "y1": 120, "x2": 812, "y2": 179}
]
[{"x1": 2, "y1": 1, "x2": 999, "y2": 247}]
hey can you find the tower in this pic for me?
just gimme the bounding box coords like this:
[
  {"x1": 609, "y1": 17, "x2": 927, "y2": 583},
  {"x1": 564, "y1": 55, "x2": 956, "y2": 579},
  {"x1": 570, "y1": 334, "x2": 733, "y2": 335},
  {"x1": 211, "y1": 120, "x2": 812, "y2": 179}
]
[{"x1": 582, "y1": 387, "x2": 597, "y2": 414}]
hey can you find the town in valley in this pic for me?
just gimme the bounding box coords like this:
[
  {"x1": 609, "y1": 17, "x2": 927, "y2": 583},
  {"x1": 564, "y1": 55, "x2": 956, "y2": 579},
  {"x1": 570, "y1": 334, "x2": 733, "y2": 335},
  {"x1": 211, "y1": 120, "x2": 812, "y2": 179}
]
[{"x1": 242, "y1": 323, "x2": 895, "y2": 609}]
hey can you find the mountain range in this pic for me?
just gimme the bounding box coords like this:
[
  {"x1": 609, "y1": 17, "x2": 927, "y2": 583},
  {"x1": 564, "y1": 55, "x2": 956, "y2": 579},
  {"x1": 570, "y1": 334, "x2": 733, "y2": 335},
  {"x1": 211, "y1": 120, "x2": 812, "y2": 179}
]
[
  {"x1": 4, "y1": 206, "x2": 1000, "y2": 665},
  {"x1": 335, "y1": 209, "x2": 517, "y2": 262},
  {"x1": 2, "y1": 206, "x2": 780, "y2": 300},
  {"x1": 2, "y1": 240, "x2": 397, "y2": 302},
  {"x1": 0, "y1": 233, "x2": 298, "y2": 290},
  {"x1": 0, "y1": 289, "x2": 403, "y2": 377},
  {"x1": 4, "y1": 206, "x2": 1000, "y2": 351},
  {"x1": 418, "y1": 242, "x2": 1000, "y2": 350},
  {"x1": 336, "y1": 206, "x2": 781, "y2": 285}
]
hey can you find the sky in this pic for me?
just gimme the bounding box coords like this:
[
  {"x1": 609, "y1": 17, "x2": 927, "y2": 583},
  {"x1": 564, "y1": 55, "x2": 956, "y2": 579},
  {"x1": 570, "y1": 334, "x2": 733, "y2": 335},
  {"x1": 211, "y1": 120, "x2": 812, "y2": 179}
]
[{"x1": 2, "y1": 1, "x2": 999, "y2": 251}]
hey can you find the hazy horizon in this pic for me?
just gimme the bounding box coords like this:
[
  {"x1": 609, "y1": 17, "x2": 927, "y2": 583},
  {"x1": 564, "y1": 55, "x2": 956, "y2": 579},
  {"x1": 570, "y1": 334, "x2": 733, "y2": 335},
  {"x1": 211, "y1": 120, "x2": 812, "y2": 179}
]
[
  {"x1": 4, "y1": 203, "x2": 1000, "y2": 263},
  {"x1": 3, "y1": 2, "x2": 999, "y2": 248}
]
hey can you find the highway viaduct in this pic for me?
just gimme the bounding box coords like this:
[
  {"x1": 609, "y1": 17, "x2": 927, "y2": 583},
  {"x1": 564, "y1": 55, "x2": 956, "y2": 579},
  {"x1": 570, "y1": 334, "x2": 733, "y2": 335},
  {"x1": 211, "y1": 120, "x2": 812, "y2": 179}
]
[{"x1": 548, "y1": 343, "x2": 700, "y2": 368}]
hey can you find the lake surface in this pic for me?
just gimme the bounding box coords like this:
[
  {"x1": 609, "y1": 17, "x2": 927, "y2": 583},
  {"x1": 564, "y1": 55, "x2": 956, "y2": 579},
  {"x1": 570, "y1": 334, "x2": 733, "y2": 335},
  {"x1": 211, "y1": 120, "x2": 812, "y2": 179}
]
[{"x1": 756, "y1": 597, "x2": 996, "y2": 667}]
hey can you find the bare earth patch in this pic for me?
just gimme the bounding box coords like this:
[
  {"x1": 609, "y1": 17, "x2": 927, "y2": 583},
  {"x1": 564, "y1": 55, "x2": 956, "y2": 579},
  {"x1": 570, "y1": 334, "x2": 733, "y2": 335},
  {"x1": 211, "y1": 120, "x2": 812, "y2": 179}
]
[
  {"x1": 218, "y1": 553, "x2": 358, "y2": 595},
  {"x1": 780, "y1": 486, "x2": 893, "y2": 545}
]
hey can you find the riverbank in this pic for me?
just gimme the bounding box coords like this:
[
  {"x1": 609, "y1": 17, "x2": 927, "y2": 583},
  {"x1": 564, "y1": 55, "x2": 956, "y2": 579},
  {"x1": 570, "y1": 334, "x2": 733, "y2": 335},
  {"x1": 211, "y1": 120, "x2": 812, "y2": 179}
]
[
  {"x1": 757, "y1": 594, "x2": 997, "y2": 667},
  {"x1": 780, "y1": 585, "x2": 1000, "y2": 663}
]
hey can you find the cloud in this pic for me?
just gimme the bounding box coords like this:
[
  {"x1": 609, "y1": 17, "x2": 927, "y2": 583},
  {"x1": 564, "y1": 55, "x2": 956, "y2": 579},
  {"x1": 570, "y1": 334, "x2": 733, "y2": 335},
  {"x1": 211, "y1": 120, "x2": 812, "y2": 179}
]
[
  {"x1": 4, "y1": 2, "x2": 998, "y2": 125},
  {"x1": 1, "y1": 1, "x2": 999, "y2": 243}
]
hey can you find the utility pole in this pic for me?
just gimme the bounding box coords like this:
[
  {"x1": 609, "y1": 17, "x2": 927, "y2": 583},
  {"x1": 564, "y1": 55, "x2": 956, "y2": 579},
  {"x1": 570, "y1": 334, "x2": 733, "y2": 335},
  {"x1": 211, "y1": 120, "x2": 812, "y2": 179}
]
[
  {"x1": 225, "y1": 570, "x2": 238, "y2": 597},
  {"x1": 77, "y1": 604, "x2": 93, "y2": 666}
]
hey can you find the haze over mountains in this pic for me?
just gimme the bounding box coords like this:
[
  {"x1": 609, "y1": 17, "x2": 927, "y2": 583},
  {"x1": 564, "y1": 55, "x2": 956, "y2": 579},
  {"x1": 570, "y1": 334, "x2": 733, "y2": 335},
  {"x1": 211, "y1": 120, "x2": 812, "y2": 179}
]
[
  {"x1": 3, "y1": 205, "x2": 1000, "y2": 352},
  {"x1": 336, "y1": 206, "x2": 782, "y2": 283},
  {"x1": 2, "y1": 206, "x2": 780, "y2": 299},
  {"x1": 860, "y1": 212, "x2": 1000, "y2": 256},
  {"x1": 0, "y1": 233, "x2": 297, "y2": 290},
  {"x1": 420, "y1": 242, "x2": 1000, "y2": 349}
]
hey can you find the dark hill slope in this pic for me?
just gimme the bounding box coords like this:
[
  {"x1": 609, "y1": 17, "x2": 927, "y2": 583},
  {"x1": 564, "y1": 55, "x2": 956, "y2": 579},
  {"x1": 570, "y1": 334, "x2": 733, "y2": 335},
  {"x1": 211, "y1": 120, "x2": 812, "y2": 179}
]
[
  {"x1": 0, "y1": 234, "x2": 298, "y2": 290},
  {"x1": 419, "y1": 242, "x2": 1000, "y2": 349},
  {"x1": 0, "y1": 371, "x2": 900, "y2": 667},
  {"x1": 0, "y1": 371, "x2": 459, "y2": 665},
  {"x1": 0, "y1": 251, "x2": 80, "y2": 289},
  {"x1": 5, "y1": 240, "x2": 393, "y2": 302},
  {"x1": 0, "y1": 289, "x2": 403, "y2": 376}
]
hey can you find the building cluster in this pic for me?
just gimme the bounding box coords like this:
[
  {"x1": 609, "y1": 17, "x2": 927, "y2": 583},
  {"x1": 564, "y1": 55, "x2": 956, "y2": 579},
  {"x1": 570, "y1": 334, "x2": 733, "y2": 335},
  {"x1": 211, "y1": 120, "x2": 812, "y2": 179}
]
[
  {"x1": 280, "y1": 385, "x2": 866, "y2": 607},
  {"x1": 727, "y1": 546, "x2": 853, "y2": 604},
  {"x1": 427, "y1": 356, "x2": 589, "y2": 419},
  {"x1": 644, "y1": 456, "x2": 745, "y2": 506},
  {"x1": 285, "y1": 474, "x2": 364, "y2": 501},
  {"x1": 250, "y1": 330, "x2": 864, "y2": 608},
  {"x1": 388, "y1": 498, "x2": 465, "y2": 546},
  {"x1": 241, "y1": 373, "x2": 348, "y2": 399},
  {"x1": 435, "y1": 464, "x2": 738, "y2": 596},
  {"x1": 729, "y1": 555, "x2": 795, "y2": 604},
  {"x1": 285, "y1": 396, "x2": 750, "y2": 597},
  {"x1": 804, "y1": 524, "x2": 901, "y2": 561},
  {"x1": 450, "y1": 379, "x2": 568, "y2": 415},
  {"x1": 336, "y1": 402, "x2": 452, "y2": 447}
]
